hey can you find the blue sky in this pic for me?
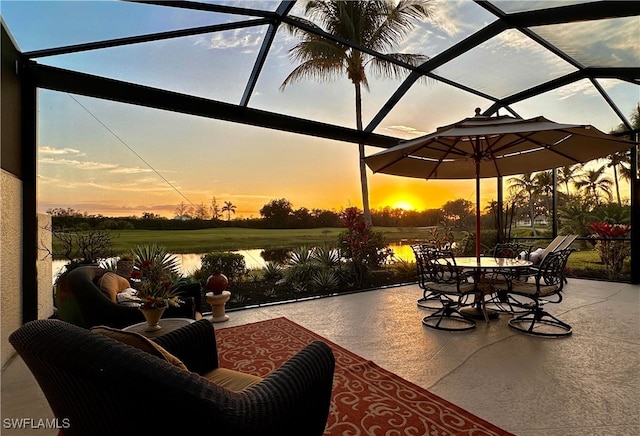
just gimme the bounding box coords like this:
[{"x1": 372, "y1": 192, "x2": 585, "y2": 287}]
[{"x1": 2, "y1": 0, "x2": 638, "y2": 217}]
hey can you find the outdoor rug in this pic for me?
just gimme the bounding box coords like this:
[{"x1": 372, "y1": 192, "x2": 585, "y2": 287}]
[{"x1": 215, "y1": 317, "x2": 513, "y2": 436}]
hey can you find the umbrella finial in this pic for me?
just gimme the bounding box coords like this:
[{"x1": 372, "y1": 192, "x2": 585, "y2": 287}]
[{"x1": 474, "y1": 108, "x2": 482, "y2": 116}]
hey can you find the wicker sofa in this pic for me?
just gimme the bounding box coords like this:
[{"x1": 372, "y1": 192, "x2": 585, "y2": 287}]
[
  {"x1": 55, "y1": 265, "x2": 201, "y2": 329},
  {"x1": 9, "y1": 319, "x2": 335, "y2": 436}
]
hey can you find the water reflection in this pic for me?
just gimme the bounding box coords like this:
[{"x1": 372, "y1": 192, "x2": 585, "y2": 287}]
[{"x1": 52, "y1": 243, "x2": 416, "y2": 281}]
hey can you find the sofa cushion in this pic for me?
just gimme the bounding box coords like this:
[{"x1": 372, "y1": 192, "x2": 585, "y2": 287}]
[
  {"x1": 98, "y1": 272, "x2": 130, "y2": 302},
  {"x1": 91, "y1": 326, "x2": 187, "y2": 371},
  {"x1": 203, "y1": 367, "x2": 263, "y2": 392}
]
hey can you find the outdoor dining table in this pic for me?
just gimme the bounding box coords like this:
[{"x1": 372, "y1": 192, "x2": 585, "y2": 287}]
[{"x1": 447, "y1": 256, "x2": 533, "y2": 321}]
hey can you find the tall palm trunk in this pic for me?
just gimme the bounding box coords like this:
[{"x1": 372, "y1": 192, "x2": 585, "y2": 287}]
[
  {"x1": 613, "y1": 165, "x2": 621, "y2": 205},
  {"x1": 354, "y1": 82, "x2": 372, "y2": 228},
  {"x1": 528, "y1": 189, "x2": 536, "y2": 236}
]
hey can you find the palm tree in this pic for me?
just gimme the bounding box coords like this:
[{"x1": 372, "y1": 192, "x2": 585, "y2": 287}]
[
  {"x1": 221, "y1": 201, "x2": 237, "y2": 221},
  {"x1": 630, "y1": 103, "x2": 640, "y2": 130},
  {"x1": 572, "y1": 165, "x2": 613, "y2": 206},
  {"x1": 606, "y1": 104, "x2": 639, "y2": 204},
  {"x1": 508, "y1": 172, "x2": 538, "y2": 235},
  {"x1": 533, "y1": 170, "x2": 553, "y2": 216},
  {"x1": 602, "y1": 151, "x2": 630, "y2": 205},
  {"x1": 557, "y1": 165, "x2": 580, "y2": 196},
  {"x1": 281, "y1": 0, "x2": 433, "y2": 227}
]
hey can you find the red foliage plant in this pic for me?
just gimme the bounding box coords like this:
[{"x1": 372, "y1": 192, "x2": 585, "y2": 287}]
[{"x1": 588, "y1": 222, "x2": 631, "y2": 239}]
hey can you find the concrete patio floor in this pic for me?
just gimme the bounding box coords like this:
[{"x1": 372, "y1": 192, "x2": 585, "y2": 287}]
[{"x1": 2, "y1": 278, "x2": 638, "y2": 435}]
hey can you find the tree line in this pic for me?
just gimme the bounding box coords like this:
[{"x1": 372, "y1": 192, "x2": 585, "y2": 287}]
[{"x1": 47, "y1": 198, "x2": 455, "y2": 231}]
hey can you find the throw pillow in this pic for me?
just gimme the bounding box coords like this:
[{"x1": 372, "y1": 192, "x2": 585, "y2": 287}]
[
  {"x1": 98, "y1": 272, "x2": 130, "y2": 302},
  {"x1": 116, "y1": 288, "x2": 142, "y2": 307},
  {"x1": 529, "y1": 248, "x2": 545, "y2": 264},
  {"x1": 91, "y1": 326, "x2": 188, "y2": 371}
]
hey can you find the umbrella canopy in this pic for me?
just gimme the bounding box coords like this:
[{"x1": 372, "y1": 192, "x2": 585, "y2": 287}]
[
  {"x1": 366, "y1": 113, "x2": 633, "y2": 180},
  {"x1": 365, "y1": 112, "x2": 635, "y2": 258}
]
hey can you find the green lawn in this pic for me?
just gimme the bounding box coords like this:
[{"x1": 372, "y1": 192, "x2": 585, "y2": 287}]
[{"x1": 62, "y1": 226, "x2": 437, "y2": 255}]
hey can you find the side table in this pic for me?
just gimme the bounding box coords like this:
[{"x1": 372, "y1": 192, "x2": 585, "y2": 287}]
[{"x1": 123, "y1": 317, "x2": 194, "y2": 338}]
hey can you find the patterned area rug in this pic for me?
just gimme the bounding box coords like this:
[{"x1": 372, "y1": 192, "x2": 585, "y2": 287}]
[{"x1": 215, "y1": 317, "x2": 513, "y2": 436}]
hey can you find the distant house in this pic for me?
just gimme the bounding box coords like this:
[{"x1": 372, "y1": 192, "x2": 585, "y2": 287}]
[
  {"x1": 516, "y1": 215, "x2": 549, "y2": 227},
  {"x1": 174, "y1": 215, "x2": 192, "y2": 221}
]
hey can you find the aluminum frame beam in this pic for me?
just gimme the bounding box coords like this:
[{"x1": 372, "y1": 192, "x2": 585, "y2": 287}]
[{"x1": 25, "y1": 62, "x2": 400, "y2": 149}]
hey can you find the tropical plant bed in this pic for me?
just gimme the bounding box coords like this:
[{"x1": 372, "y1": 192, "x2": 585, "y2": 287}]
[{"x1": 201, "y1": 268, "x2": 413, "y2": 313}]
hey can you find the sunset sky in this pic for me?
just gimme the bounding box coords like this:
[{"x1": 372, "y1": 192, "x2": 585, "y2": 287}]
[{"x1": 2, "y1": 1, "x2": 637, "y2": 218}]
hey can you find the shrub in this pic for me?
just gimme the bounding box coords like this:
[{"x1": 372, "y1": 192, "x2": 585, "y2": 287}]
[
  {"x1": 283, "y1": 246, "x2": 319, "y2": 288},
  {"x1": 338, "y1": 207, "x2": 389, "y2": 286},
  {"x1": 51, "y1": 228, "x2": 115, "y2": 272},
  {"x1": 194, "y1": 251, "x2": 247, "y2": 285},
  {"x1": 311, "y1": 269, "x2": 339, "y2": 291},
  {"x1": 589, "y1": 222, "x2": 631, "y2": 280},
  {"x1": 262, "y1": 262, "x2": 283, "y2": 281},
  {"x1": 391, "y1": 258, "x2": 417, "y2": 280}
]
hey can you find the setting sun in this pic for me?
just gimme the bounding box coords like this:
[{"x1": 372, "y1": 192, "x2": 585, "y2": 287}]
[{"x1": 392, "y1": 200, "x2": 415, "y2": 211}]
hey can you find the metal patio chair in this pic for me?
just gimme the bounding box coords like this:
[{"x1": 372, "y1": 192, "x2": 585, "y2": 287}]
[
  {"x1": 493, "y1": 248, "x2": 574, "y2": 337},
  {"x1": 486, "y1": 242, "x2": 534, "y2": 313},
  {"x1": 412, "y1": 243, "x2": 441, "y2": 310},
  {"x1": 417, "y1": 248, "x2": 477, "y2": 332}
]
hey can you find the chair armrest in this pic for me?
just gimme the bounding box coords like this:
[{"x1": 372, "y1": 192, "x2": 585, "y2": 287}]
[
  {"x1": 233, "y1": 340, "x2": 335, "y2": 436},
  {"x1": 153, "y1": 319, "x2": 219, "y2": 374}
]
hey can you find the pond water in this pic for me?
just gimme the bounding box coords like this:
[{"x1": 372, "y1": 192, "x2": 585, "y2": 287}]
[{"x1": 52, "y1": 242, "x2": 419, "y2": 281}]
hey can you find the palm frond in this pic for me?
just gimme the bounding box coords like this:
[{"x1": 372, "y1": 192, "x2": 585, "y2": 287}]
[
  {"x1": 367, "y1": 0, "x2": 433, "y2": 51},
  {"x1": 311, "y1": 245, "x2": 341, "y2": 268},
  {"x1": 130, "y1": 243, "x2": 181, "y2": 277},
  {"x1": 367, "y1": 52, "x2": 430, "y2": 80},
  {"x1": 311, "y1": 269, "x2": 339, "y2": 290},
  {"x1": 288, "y1": 246, "x2": 314, "y2": 266},
  {"x1": 281, "y1": 58, "x2": 345, "y2": 90}
]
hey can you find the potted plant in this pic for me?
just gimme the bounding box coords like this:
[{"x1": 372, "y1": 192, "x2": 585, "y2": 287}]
[{"x1": 130, "y1": 260, "x2": 183, "y2": 331}]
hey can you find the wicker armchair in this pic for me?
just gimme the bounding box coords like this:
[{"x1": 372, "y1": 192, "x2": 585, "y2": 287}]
[
  {"x1": 55, "y1": 266, "x2": 201, "y2": 328},
  {"x1": 9, "y1": 319, "x2": 335, "y2": 436}
]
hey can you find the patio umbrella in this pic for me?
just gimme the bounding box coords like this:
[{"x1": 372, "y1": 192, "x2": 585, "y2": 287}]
[{"x1": 365, "y1": 110, "x2": 635, "y2": 259}]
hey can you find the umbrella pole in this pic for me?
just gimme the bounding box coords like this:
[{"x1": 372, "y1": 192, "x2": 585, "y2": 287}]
[
  {"x1": 476, "y1": 176, "x2": 481, "y2": 262},
  {"x1": 475, "y1": 161, "x2": 481, "y2": 262}
]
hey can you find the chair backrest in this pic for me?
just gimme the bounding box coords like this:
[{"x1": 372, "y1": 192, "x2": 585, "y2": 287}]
[
  {"x1": 493, "y1": 242, "x2": 532, "y2": 260},
  {"x1": 412, "y1": 244, "x2": 438, "y2": 290},
  {"x1": 415, "y1": 247, "x2": 473, "y2": 294},
  {"x1": 538, "y1": 235, "x2": 567, "y2": 260},
  {"x1": 536, "y1": 248, "x2": 574, "y2": 290},
  {"x1": 556, "y1": 234, "x2": 577, "y2": 250}
]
